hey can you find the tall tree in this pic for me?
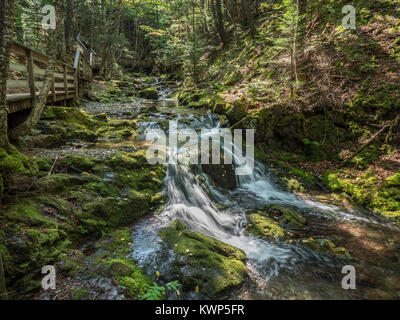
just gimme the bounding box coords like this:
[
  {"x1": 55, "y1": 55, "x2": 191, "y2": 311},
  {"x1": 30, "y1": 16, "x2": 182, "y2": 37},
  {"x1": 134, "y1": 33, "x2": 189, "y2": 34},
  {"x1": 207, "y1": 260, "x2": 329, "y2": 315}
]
[
  {"x1": 9, "y1": 0, "x2": 63, "y2": 139},
  {"x1": 212, "y1": 0, "x2": 226, "y2": 48},
  {"x1": 293, "y1": 0, "x2": 307, "y2": 82},
  {"x1": 0, "y1": 0, "x2": 15, "y2": 149}
]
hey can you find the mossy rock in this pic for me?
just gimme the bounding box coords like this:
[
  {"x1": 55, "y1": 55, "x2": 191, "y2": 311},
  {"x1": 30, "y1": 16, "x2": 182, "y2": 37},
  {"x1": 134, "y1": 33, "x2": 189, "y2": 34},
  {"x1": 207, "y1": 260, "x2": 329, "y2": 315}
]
[
  {"x1": 4, "y1": 201, "x2": 59, "y2": 227},
  {"x1": 202, "y1": 162, "x2": 236, "y2": 190},
  {"x1": 60, "y1": 155, "x2": 98, "y2": 172},
  {"x1": 159, "y1": 221, "x2": 247, "y2": 297},
  {"x1": 225, "y1": 100, "x2": 248, "y2": 124},
  {"x1": 265, "y1": 204, "x2": 308, "y2": 231},
  {"x1": 103, "y1": 258, "x2": 153, "y2": 299},
  {"x1": 299, "y1": 238, "x2": 351, "y2": 258},
  {"x1": 138, "y1": 87, "x2": 159, "y2": 100},
  {"x1": 35, "y1": 174, "x2": 95, "y2": 193},
  {"x1": 247, "y1": 213, "x2": 287, "y2": 239},
  {"x1": 0, "y1": 146, "x2": 39, "y2": 177},
  {"x1": 210, "y1": 94, "x2": 227, "y2": 114}
]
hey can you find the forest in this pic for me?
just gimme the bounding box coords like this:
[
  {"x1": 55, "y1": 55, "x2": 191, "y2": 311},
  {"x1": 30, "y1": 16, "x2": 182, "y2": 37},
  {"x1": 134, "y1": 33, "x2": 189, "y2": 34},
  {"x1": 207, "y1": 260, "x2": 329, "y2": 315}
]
[{"x1": 0, "y1": 0, "x2": 400, "y2": 301}]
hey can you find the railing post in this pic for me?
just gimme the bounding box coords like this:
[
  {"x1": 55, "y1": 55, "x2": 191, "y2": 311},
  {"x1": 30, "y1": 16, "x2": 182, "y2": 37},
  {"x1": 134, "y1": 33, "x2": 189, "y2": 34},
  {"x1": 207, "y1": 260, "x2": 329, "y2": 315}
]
[
  {"x1": 52, "y1": 74, "x2": 56, "y2": 103},
  {"x1": 26, "y1": 49, "x2": 36, "y2": 105},
  {"x1": 63, "y1": 64, "x2": 68, "y2": 105}
]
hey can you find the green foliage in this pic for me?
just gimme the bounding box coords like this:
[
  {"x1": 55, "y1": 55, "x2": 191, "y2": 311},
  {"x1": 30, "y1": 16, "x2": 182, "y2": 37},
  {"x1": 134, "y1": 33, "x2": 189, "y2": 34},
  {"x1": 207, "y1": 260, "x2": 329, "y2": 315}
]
[{"x1": 140, "y1": 281, "x2": 181, "y2": 300}]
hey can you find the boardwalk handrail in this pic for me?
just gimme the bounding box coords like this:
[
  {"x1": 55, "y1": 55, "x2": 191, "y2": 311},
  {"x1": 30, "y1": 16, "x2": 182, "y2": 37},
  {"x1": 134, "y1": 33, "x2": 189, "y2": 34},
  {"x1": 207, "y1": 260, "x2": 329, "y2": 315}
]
[{"x1": 6, "y1": 41, "x2": 93, "y2": 114}]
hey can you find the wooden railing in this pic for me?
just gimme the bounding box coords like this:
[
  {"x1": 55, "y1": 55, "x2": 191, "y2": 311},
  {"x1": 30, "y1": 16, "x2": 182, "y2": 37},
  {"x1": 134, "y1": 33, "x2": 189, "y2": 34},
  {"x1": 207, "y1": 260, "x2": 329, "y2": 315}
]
[{"x1": 6, "y1": 41, "x2": 93, "y2": 114}]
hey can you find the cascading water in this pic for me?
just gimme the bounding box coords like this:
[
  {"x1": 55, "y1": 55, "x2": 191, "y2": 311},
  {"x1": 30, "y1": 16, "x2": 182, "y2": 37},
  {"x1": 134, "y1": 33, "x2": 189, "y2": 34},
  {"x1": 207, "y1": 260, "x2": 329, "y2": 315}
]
[
  {"x1": 128, "y1": 92, "x2": 400, "y2": 299},
  {"x1": 130, "y1": 111, "x2": 360, "y2": 289}
]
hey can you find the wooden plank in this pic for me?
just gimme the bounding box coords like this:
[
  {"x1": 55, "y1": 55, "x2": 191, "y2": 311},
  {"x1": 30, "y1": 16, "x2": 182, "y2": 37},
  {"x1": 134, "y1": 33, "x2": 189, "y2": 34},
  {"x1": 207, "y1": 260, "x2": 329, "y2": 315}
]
[
  {"x1": 9, "y1": 62, "x2": 27, "y2": 73},
  {"x1": 10, "y1": 42, "x2": 27, "y2": 57},
  {"x1": 33, "y1": 67, "x2": 46, "y2": 77},
  {"x1": 27, "y1": 49, "x2": 36, "y2": 105},
  {"x1": 67, "y1": 83, "x2": 75, "y2": 88},
  {"x1": 54, "y1": 72, "x2": 65, "y2": 79},
  {"x1": 54, "y1": 82, "x2": 66, "y2": 88},
  {"x1": 34, "y1": 81, "x2": 44, "y2": 87},
  {"x1": 7, "y1": 80, "x2": 28, "y2": 88}
]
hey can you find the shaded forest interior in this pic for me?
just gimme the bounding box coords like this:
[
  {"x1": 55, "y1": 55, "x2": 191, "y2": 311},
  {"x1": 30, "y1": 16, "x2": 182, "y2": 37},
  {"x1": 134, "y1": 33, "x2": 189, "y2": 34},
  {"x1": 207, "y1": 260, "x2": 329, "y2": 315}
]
[{"x1": 0, "y1": 0, "x2": 400, "y2": 300}]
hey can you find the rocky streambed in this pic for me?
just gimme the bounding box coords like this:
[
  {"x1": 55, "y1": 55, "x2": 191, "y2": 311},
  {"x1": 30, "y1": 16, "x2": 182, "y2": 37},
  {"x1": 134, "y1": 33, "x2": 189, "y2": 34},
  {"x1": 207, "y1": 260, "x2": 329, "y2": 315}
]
[{"x1": 1, "y1": 80, "x2": 400, "y2": 300}]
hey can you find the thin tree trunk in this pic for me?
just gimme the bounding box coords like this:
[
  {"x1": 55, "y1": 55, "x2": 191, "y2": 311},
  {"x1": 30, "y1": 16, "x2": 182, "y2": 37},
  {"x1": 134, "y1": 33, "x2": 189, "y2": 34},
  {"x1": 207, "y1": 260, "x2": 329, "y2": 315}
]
[
  {"x1": 0, "y1": 253, "x2": 7, "y2": 300},
  {"x1": 293, "y1": 0, "x2": 307, "y2": 82},
  {"x1": 213, "y1": 0, "x2": 226, "y2": 48},
  {"x1": 9, "y1": 0, "x2": 63, "y2": 140},
  {"x1": 65, "y1": 0, "x2": 72, "y2": 53},
  {"x1": 0, "y1": 0, "x2": 14, "y2": 149}
]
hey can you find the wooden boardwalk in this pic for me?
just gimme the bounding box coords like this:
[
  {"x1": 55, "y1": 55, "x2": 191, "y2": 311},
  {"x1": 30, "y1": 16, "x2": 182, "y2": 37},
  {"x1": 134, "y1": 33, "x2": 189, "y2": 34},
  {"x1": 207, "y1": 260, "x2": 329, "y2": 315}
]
[{"x1": 6, "y1": 41, "x2": 93, "y2": 114}]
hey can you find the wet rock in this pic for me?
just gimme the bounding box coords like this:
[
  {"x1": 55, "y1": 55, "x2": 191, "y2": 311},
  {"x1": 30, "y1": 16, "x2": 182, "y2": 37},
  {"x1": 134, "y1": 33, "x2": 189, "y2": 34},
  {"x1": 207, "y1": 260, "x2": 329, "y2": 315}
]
[
  {"x1": 226, "y1": 100, "x2": 247, "y2": 124},
  {"x1": 299, "y1": 238, "x2": 351, "y2": 258},
  {"x1": 138, "y1": 88, "x2": 159, "y2": 100},
  {"x1": 265, "y1": 204, "x2": 308, "y2": 231},
  {"x1": 159, "y1": 221, "x2": 247, "y2": 298},
  {"x1": 247, "y1": 213, "x2": 287, "y2": 239},
  {"x1": 202, "y1": 162, "x2": 236, "y2": 190}
]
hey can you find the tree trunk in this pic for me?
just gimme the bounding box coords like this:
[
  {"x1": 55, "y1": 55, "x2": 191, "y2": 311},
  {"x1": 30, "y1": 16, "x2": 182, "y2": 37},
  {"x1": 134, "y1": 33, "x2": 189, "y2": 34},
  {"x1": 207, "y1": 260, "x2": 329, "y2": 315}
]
[
  {"x1": 0, "y1": 253, "x2": 7, "y2": 300},
  {"x1": 9, "y1": 0, "x2": 63, "y2": 140},
  {"x1": 0, "y1": 0, "x2": 14, "y2": 149},
  {"x1": 293, "y1": 0, "x2": 307, "y2": 82},
  {"x1": 213, "y1": 0, "x2": 226, "y2": 48},
  {"x1": 65, "y1": 0, "x2": 73, "y2": 53}
]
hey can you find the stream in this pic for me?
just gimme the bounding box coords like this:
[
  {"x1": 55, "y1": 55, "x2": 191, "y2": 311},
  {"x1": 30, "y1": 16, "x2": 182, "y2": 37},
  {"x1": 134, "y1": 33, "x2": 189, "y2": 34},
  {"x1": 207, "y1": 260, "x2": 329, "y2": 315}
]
[{"x1": 38, "y1": 81, "x2": 400, "y2": 300}]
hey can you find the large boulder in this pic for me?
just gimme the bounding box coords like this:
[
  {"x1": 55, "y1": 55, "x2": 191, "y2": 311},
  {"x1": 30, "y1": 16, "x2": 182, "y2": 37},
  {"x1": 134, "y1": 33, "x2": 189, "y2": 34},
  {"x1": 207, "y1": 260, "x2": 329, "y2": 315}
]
[
  {"x1": 226, "y1": 100, "x2": 247, "y2": 124},
  {"x1": 159, "y1": 221, "x2": 248, "y2": 298},
  {"x1": 138, "y1": 87, "x2": 159, "y2": 100},
  {"x1": 202, "y1": 162, "x2": 237, "y2": 190}
]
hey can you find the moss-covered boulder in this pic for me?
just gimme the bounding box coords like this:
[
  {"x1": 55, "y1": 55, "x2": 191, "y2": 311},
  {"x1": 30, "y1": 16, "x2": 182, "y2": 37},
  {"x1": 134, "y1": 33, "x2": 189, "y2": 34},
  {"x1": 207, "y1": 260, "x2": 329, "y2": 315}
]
[
  {"x1": 299, "y1": 238, "x2": 351, "y2": 258},
  {"x1": 247, "y1": 213, "x2": 287, "y2": 239},
  {"x1": 104, "y1": 258, "x2": 153, "y2": 298},
  {"x1": 159, "y1": 221, "x2": 247, "y2": 297},
  {"x1": 60, "y1": 155, "x2": 98, "y2": 172},
  {"x1": 265, "y1": 204, "x2": 308, "y2": 231},
  {"x1": 226, "y1": 100, "x2": 248, "y2": 124},
  {"x1": 211, "y1": 94, "x2": 227, "y2": 114},
  {"x1": 138, "y1": 87, "x2": 159, "y2": 100}
]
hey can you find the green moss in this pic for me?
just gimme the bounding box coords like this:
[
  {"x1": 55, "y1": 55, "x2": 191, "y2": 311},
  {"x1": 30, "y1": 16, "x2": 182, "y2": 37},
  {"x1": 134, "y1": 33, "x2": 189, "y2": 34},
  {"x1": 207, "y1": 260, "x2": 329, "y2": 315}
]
[
  {"x1": 300, "y1": 238, "x2": 351, "y2": 258},
  {"x1": 0, "y1": 146, "x2": 39, "y2": 176},
  {"x1": 71, "y1": 288, "x2": 89, "y2": 300},
  {"x1": 4, "y1": 201, "x2": 59, "y2": 227},
  {"x1": 265, "y1": 205, "x2": 308, "y2": 231},
  {"x1": 35, "y1": 158, "x2": 52, "y2": 172},
  {"x1": 226, "y1": 100, "x2": 248, "y2": 124},
  {"x1": 159, "y1": 221, "x2": 247, "y2": 295},
  {"x1": 385, "y1": 172, "x2": 400, "y2": 187},
  {"x1": 323, "y1": 171, "x2": 400, "y2": 220},
  {"x1": 36, "y1": 174, "x2": 95, "y2": 193},
  {"x1": 60, "y1": 155, "x2": 98, "y2": 172},
  {"x1": 247, "y1": 213, "x2": 287, "y2": 239},
  {"x1": 138, "y1": 87, "x2": 159, "y2": 100}
]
